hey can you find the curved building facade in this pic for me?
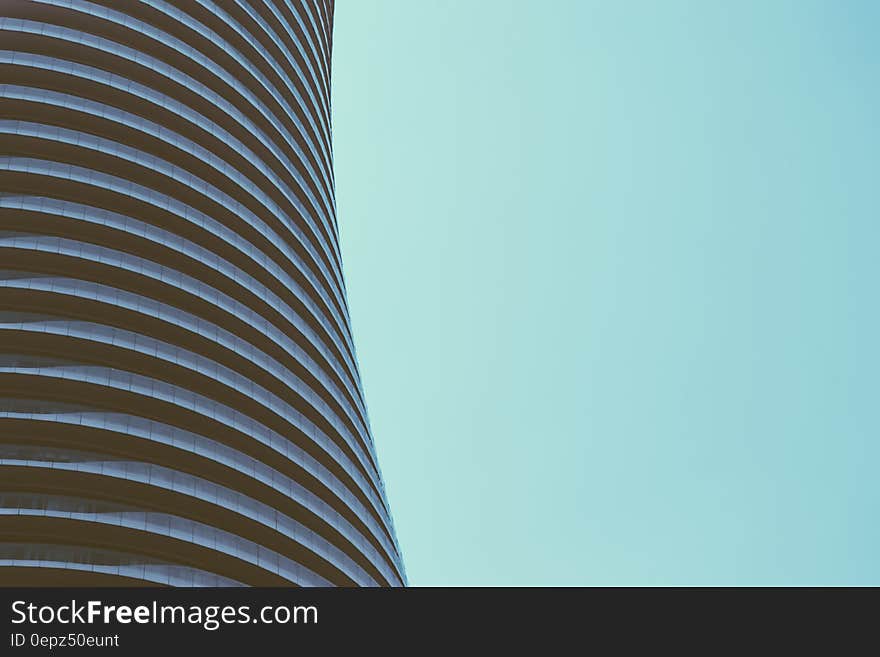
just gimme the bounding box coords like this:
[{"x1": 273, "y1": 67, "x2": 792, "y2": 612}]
[{"x1": 0, "y1": 0, "x2": 406, "y2": 586}]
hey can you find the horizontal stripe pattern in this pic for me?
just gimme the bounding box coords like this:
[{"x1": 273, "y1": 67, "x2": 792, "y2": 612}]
[{"x1": 0, "y1": 0, "x2": 405, "y2": 587}]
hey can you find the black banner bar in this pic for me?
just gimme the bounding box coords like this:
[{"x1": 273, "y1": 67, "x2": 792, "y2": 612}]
[{"x1": 0, "y1": 586, "x2": 862, "y2": 651}]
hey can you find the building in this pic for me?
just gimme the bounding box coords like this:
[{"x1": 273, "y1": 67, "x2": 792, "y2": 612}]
[{"x1": 0, "y1": 0, "x2": 405, "y2": 587}]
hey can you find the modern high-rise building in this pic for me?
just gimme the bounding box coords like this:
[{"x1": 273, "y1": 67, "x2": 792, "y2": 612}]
[{"x1": 0, "y1": 0, "x2": 405, "y2": 587}]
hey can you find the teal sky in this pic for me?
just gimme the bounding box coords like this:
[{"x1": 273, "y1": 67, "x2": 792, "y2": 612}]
[{"x1": 332, "y1": 0, "x2": 880, "y2": 585}]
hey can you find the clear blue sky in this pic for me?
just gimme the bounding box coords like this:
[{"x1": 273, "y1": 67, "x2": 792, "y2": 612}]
[{"x1": 332, "y1": 0, "x2": 880, "y2": 585}]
